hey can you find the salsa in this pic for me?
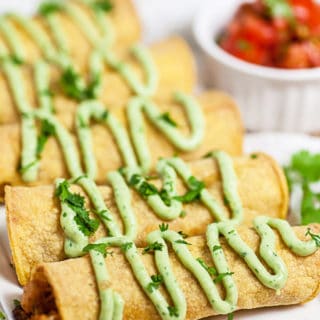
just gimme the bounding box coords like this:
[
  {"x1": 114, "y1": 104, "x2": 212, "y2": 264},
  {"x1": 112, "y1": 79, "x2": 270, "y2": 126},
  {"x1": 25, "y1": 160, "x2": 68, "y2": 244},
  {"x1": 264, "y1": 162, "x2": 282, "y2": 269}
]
[{"x1": 218, "y1": 0, "x2": 320, "y2": 69}]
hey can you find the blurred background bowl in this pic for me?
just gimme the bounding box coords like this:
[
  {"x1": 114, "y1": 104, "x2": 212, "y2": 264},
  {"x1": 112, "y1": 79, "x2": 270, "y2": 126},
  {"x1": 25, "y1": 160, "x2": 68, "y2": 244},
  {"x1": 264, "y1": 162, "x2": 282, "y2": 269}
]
[{"x1": 193, "y1": 0, "x2": 320, "y2": 133}]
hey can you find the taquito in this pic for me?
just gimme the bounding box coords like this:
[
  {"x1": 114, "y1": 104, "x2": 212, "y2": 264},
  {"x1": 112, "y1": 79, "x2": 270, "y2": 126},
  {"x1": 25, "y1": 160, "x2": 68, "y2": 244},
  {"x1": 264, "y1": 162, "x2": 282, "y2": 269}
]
[
  {"x1": 19, "y1": 224, "x2": 320, "y2": 320},
  {"x1": 0, "y1": 37, "x2": 196, "y2": 125},
  {"x1": 0, "y1": 0, "x2": 140, "y2": 68},
  {"x1": 6, "y1": 153, "x2": 288, "y2": 285},
  {"x1": 0, "y1": 90, "x2": 243, "y2": 197}
]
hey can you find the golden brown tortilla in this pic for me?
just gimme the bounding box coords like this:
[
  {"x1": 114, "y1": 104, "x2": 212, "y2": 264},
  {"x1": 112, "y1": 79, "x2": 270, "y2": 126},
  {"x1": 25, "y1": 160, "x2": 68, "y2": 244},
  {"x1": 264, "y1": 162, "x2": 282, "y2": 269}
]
[
  {"x1": 20, "y1": 224, "x2": 320, "y2": 320},
  {"x1": 6, "y1": 153, "x2": 288, "y2": 285}
]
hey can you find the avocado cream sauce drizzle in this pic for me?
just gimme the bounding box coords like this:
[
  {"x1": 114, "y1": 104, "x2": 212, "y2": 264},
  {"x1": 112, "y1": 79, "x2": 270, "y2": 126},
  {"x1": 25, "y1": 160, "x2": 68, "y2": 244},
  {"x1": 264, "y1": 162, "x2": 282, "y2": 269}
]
[{"x1": 0, "y1": 1, "x2": 319, "y2": 320}]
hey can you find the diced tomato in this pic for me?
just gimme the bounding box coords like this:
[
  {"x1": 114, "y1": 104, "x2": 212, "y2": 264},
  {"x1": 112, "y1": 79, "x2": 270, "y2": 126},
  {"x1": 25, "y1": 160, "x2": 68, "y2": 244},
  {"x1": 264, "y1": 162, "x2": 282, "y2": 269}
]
[
  {"x1": 304, "y1": 40, "x2": 320, "y2": 66},
  {"x1": 278, "y1": 43, "x2": 310, "y2": 68},
  {"x1": 220, "y1": 35, "x2": 270, "y2": 65},
  {"x1": 218, "y1": 0, "x2": 320, "y2": 69},
  {"x1": 239, "y1": 13, "x2": 277, "y2": 46},
  {"x1": 290, "y1": 0, "x2": 313, "y2": 23}
]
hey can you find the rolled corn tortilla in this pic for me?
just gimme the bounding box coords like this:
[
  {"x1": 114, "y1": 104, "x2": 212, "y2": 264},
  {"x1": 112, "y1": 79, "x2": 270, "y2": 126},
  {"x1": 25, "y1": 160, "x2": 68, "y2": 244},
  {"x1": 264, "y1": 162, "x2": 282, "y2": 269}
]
[
  {"x1": 0, "y1": 90, "x2": 243, "y2": 197},
  {"x1": 6, "y1": 153, "x2": 288, "y2": 285},
  {"x1": 0, "y1": 0, "x2": 140, "y2": 68},
  {"x1": 0, "y1": 37, "x2": 196, "y2": 125},
  {"x1": 20, "y1": 224, "x2": 320, "y2": 320}
]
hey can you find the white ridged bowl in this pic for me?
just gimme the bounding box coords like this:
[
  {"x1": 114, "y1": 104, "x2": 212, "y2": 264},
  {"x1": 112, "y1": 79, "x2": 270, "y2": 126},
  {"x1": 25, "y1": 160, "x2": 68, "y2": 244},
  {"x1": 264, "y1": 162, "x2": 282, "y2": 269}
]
[{"x1": 193, "y1": 0, "x2": 320, "y2": 132}]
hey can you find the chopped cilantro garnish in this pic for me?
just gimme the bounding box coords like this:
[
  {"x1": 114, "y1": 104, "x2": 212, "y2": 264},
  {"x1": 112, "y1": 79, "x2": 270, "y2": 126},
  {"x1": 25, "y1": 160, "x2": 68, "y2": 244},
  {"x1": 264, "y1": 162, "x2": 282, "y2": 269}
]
[
  {"x1": 143, "y1": 241, "x2": 163, "y2": 254},
  {"x1": 60, "y1": 68, "x2": 100, "y2": 102},
  {"x1": 55, "y1": 180, "x2": 99, "y2": 236},
  {"x1": 8, "y1": 55, "x2": 24, "y2": 65},
  {"x1": 236, "y1": 39, "x2": 251, "y2": 51},
  {"x1": 85, "y1": 73, "x2": 101, "y2": 100},
  {"x1": 19, "y1": 160, "x2": 38, "y2": 174},
  {"x1": 213, "y1": 272, "x2": 234, "y2": 283},
  {"x1": 129, "y1": 174, "x2": 158, "y2": 199},
  {"x1": 101, "y1": 110, "x2": 109, "y2": 121},
  {"x1": 13, "y1": 299, "x2": 20, "y2": 307},
  {"x1": 146, "y1": 274, "x2": 163, "y2": 293},
  {"x1": 264, "y1": 0, "x2": 294, "y2": 21},
  {"x1": 159, "y1": 223, "x2": 169, "y2": 232},
  {"x1": 91, "y1": 0, "x2": 113, "y2": 12},
  {"x1": 174, "y1": 176, "x2": 204, "y2": 203},
  {"x1": 285, "y1": 150, "x2": 320, "y2": 224},
  {"x1": 0, "y1": 310, "x2": 5, "y2": 319},
  {"x1": 202, "y1": 151, "x2": 214, "y2": 159},
  {"x1": 212, "y1": 245, "x2": 222, "y2": 252},
  {"x1": 167, "y1": 305, "x2": 179, "y2": 317},
  {"x1": 196, "y1": 258, "x2": 217, "y2": 276},
  {"x1": 179, "y1": 210, "x2": 187, "y2": 218},
  {"x1": 120, "y1": 242, "x2": 133, "y2": 252},
  {"x1": 158, "y1": 112, "x2": 178, "y2": 127},
  {"x1": 36, "y1": 119, "x2": 55, "y2": 158},
  {"x1": 227, "y1": 312, "x2": 234, "y2": 320},
  {"x1": 305, "y1": 228, "x2": 320, "y2": 247},
  {"x1": 38, "y1": 1, "x2": 63, "y2": 16},
  {"x1": 250, "y1": 153, "x2": 258, "y2": 159},
  {"x1": 83, "y1": 243, "x2": 113, "y2": 257},
  {"x1": 177, "y1": 230, "x2": 188, "y2": 238},
  {"x1": 174, "y1": 239, "x2": 191, "y2": 245},
  {"x1": 159, "y1": 189, "x2": 171, "y2": 206}
]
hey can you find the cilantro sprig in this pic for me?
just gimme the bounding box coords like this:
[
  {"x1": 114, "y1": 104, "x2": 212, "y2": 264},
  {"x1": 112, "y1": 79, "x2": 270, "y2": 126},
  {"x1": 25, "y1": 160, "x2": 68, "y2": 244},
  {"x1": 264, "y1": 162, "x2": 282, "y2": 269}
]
[
  {"x1": 174, "y1": 176, "x2": 205, "y2": 203},
  {"x1": 59, "y1": 68, "x2": 100, "y2": 102},
  {"x1": 56, "y1": 180, "x2": 99, "y2": 236},
  {"x1": 83, "y1": 243, "x2": 113, "y2": 257},
  {"x1": 146, "y1": 274, "x2": 164, "y2": 293},
  {"x1": 285, "y1": 150, "x2": 320, "y2": 224},
  {"x1": 36, "y1": 119, "x2": 55, "y2": 158},
  {"x1": 264, "y1": 0, "x2": 294, "y2": 21},
  {"x1": 91, "y1": 0, "x2": 113, "y2": 12},
  {"x1": 305, "y1": 228, "x2": 320, "y2": 247},
  {"x1": 143, "y1": 241, "x2": 163, "y2": 254},
  {"x1": 158, "y1": 112, "x2": 178, "y2": 127},
  {"x1": 38, "y1": 1, "x2": 63, "y2": 16}
]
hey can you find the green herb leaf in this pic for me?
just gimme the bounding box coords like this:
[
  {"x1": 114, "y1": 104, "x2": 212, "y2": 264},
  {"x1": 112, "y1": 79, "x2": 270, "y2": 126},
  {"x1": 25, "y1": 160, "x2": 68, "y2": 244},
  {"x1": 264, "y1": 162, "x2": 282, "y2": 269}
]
[
  {"x1": 120, "y1": 242, "x2": 133, "y2": 252},
  {"x1": 213, "y1": 272, "x2": 234, "y2": 283},
  {"x1": 129, "y1": 174, "x2": 158, "y2": 199},
  {"x1": 56, "y1": 180, "x2": 99, "y2": 236},
  {"x1": 91, "y1": 0, "x2": 113, "y2": 12},
  {"x1": 0, "y1": 310, "x2": 5, "y2": 320},
  {"x1": 36, "y1": 119, "x2": 55, "y2": 158},
  {"x1": 227, "y1": 312, "x2": 234, "y2": 320},
  {"x1": 202, "y1": 151, "x2": 214, "y2": 159},
  {"x1": 159, "y1": 189, "x2": 171, "y2": 206},
  {"x1": 305, "y1": 228, "x2": 320, "y2": 247},
  {"x1": 146, "y1": 274, "x2": 163, "y2": 293},
  {"x1": 159, "y1": 223, "x2": 169, "y2": 232},
  {"x1": 285, "y1": 150, "x2": 320, "y2": 224},
  {"x1": 13, "y1": 300, "x2": 20, "y2": 307},
  {"x1": 174, "y1": 176, "x2": 204, "y2": 203},
  {"x1": 178, "y1": 230, "x2": 188, "y2": 238},
  {"x1": 19, "y1": 160, "x2": 38, "y2": 174},
  {"x1": 38, "y1": 1, "x2": 63, "y2": 16},
  {"x1": 264, "y1": 0, "x2": 294, "y2": 20},
  {"x1": 196, "y1": 258, "x2": 217, "y2": 276},
  {"x1": 212, "y1": 245, "x2": 222, "y2": 252},
  {"x1": 236, "y1": 39, "x2": 251, "y2": 51},
  {"x1": 143, "y1": 241, "x2": 163, "y2": 254},
  {"x1": 83, "y1": 243, "x2": 113, "y2": 257},
  {"x1": 60, "y1": 68, "x2": 100, "y2": 102},
  {"x1": 158, "y1": 112, "x2": 178, "y2": 127},
  {"x1": 174, "y1": 239, "x2": 191, "y2": 245},
  {"x1": 167, "y1": 306, "x2": 179, "y2": 317}
]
